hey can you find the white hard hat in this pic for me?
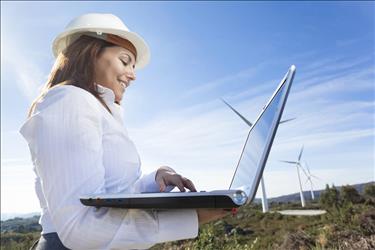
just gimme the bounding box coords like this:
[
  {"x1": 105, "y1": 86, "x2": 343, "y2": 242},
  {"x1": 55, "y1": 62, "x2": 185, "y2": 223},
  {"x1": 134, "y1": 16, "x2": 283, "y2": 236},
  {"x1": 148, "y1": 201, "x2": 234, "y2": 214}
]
[{"x1": 52, "y1": 13, "x2": 150, "y2": 69}]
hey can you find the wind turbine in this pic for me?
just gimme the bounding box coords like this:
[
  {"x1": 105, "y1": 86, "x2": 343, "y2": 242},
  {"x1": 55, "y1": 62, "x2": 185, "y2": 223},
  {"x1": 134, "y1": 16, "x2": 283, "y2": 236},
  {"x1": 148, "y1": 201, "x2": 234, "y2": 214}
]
[
  {"x1": 221, "y1": 98, "x2": 295, "y2": 213},
  {"x1": 221, "y1": 99, "x2": 296, "y2": 126},
  {"x1": 302, "y1": 162, "x2": 320, "y2": 200},
  {"x1": 280, "y1": 146, "x2": 307, "y2": 207}
]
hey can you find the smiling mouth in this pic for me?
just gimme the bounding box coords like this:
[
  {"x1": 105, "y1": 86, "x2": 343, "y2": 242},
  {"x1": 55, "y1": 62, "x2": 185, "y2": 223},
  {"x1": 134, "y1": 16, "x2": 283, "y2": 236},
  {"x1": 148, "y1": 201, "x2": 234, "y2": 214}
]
[{"x1": 118, "y1": 79, "x2": 128, "y2": 89}]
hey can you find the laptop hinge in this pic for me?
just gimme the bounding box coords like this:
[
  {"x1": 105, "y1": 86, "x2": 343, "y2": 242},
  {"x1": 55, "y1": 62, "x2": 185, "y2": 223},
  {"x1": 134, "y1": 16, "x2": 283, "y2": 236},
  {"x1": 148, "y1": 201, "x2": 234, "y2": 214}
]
[{"x1": 232, "y1": 185, "x2": 251, "y2": 196}]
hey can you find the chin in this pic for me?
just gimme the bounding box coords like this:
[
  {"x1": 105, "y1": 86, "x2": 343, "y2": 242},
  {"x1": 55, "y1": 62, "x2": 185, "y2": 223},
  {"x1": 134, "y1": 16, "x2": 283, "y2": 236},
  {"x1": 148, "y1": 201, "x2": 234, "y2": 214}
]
[{"x1": 115, "y1": 95, "x2": 123, "y2": 104}]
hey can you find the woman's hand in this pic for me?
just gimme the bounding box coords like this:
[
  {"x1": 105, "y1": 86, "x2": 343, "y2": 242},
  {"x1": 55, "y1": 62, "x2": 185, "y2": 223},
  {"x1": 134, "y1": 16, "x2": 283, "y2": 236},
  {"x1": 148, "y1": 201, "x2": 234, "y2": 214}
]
[
  {"x1": 155, "y1": 166, "x2": 197, "y2": 192},
  {"x1": 155, "y1": 166, "x2": 229, "y2": 225},
  {"x1": 197, "y1": 209, "x2": 230, "y2": 225}
]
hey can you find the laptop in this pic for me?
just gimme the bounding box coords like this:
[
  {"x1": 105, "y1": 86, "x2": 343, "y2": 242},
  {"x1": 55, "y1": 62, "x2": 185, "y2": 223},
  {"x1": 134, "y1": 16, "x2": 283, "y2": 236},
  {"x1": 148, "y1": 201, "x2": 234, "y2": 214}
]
[{"x1": 80, "y1": 65, "x2": 296, "y2": 209}]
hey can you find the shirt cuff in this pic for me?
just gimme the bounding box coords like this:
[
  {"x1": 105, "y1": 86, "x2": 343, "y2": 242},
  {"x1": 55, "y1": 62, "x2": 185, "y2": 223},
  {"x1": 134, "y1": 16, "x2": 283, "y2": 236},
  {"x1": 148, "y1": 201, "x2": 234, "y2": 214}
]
[
  {"x1": 157, "y1": 209, "x2": 198, "y2": 242},
  {"x1": 142, "y1": 171, "x2": 175, "y2": 193}
]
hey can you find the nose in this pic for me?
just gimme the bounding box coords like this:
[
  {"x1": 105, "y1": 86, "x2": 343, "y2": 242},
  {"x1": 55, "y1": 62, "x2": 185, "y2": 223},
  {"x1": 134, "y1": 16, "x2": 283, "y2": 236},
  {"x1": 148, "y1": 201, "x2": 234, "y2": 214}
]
[{"x1": 126, "y1": 67, "x2": 136, "y2": 81}]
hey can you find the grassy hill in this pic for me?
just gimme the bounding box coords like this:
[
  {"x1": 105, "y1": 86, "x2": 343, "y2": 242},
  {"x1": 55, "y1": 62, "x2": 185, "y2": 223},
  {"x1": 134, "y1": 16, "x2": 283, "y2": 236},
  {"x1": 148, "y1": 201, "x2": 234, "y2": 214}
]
[
  {"x1": 150, "y1": 201, "x2": 375, "y2": 249},
  {"x1": 253, "y1": 181, "x2": 374, "y2": 204},
  {"x1": 1, "y1": 216, "x2": 41, "y2": 233},
  {"x1": 1, "y1": 182, "x2": 374, "y2": 250}
]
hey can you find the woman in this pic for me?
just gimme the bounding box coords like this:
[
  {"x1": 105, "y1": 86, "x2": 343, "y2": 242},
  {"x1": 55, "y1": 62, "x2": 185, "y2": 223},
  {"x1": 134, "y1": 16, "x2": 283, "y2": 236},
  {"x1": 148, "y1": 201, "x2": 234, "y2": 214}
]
[{"x1": 20, "y1": 13, "x2": 228, "y2": 250}]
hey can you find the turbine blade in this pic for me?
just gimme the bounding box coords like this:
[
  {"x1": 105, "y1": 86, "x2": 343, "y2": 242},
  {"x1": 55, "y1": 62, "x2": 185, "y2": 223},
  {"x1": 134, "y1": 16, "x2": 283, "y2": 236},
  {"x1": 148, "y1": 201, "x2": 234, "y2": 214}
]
[
  {"x1": 280, "y1": 160, "x2": 299, "y2": 164},
  {"x1": 298, "y1": 163, "x2": 309, "y2": 178},
  {"x1": 304, "y1": 162, "x2": 312, "y2": 175},
  {"x1": 279, "y1": 117, "x2": 296, "y2": 124},
  {"x1": 298, "y1": 145, "x2": 304, "y2": 161},
  {"x1": 221, "y1": 98, "x2": 253, "y2": 127}
]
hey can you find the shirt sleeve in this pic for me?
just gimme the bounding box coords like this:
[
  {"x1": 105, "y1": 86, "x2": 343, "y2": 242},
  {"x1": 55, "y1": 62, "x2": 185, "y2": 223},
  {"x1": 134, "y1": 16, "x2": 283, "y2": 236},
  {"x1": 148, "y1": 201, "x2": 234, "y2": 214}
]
[
  {"x1": 20, "y1": 87, "x2": 198, "y2": 250},
  {"x1": 134, "y1": 170, "x2": 175, "y2": 193}
]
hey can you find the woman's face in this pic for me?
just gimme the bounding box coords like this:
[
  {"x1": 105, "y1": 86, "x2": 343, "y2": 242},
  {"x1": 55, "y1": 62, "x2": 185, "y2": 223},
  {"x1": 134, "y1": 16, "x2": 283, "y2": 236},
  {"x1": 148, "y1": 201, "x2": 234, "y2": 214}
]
[{"x1": 94, "y1": 46, "x2": 136, "y2": 103}]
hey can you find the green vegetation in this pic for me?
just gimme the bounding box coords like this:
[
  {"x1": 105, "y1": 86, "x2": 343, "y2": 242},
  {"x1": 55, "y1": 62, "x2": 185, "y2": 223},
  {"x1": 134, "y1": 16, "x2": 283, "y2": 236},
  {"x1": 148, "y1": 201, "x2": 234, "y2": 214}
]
[
  {"x1": 1, "y1": 216, "x2": 41, "y2": 233},
  {"x1": 1, "y1": 216, "x2": 41, "y2": 250},
  {"x1": 151, "y1": 183, "x2": 375, "y2": 250},
  {"x1": 1, "y1": 183, "x2": 374, "y2": 250},
  {"x1": 364, "y1": 183, "x2": 375, "y2": 197},
  {"x1": 1, "y1": 232, "x2": 40, "y2": 250}
]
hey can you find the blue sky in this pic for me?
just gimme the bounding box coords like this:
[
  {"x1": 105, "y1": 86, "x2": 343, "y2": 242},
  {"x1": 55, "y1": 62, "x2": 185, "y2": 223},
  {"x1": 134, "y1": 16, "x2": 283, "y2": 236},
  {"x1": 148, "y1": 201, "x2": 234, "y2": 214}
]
[{"x1": 1, "y1": 1, "x2": 374, "y2": 214}]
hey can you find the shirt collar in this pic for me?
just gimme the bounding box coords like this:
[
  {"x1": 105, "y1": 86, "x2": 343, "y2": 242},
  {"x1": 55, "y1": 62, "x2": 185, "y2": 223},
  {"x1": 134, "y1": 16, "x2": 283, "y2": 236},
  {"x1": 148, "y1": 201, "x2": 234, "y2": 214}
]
[{"x1": 97, "y1": 84, "x2": 115, "y2": 105}]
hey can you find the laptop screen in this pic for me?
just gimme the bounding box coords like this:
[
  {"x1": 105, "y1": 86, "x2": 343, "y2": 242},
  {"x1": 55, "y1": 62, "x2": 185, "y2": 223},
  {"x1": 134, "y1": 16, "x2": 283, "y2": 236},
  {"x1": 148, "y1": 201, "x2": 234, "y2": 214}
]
[{"x1": 229, "y1": 66, "x2": 294, "y2": 202}]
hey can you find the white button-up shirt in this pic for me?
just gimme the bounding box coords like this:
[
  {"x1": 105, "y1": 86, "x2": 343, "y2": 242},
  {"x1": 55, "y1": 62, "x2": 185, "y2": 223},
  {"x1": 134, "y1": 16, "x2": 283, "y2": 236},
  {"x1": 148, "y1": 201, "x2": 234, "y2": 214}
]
[{"x1": 20, "y1": 84, "x2": 198, "y2": 250}]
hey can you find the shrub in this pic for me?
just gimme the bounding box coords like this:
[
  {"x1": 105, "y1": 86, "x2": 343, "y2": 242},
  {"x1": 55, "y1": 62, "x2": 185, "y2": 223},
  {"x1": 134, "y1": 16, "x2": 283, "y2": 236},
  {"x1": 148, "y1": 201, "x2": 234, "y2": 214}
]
[
  {"x1": 278, "y1": 230, "x2": 315, "y2": 250},
  {"x1": 320, "y1": 184, "x2": 340, "y2": 209},
  {"x1": 341, "y1": 185, "x2": 363, "y2": 204},
  {"x1": 356, "y1": 208, "x2": 375, "y2": 236},
  {"x1": 364, "y1": 183, "x2": 375, "y2": 198}
]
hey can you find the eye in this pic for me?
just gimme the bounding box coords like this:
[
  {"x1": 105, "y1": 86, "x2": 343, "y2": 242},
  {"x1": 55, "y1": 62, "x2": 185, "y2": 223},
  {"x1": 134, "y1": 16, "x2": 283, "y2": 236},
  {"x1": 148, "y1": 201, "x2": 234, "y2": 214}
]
[{"x1": 120, "y1": 59, "x2": 128, "y2": 66}]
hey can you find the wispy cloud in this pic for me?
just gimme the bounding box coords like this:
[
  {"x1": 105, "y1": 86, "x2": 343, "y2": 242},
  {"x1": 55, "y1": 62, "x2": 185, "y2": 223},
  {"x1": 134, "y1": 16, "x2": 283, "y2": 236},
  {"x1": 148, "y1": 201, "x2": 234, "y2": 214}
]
[
  {"x1": 335, "y1": 35, "x2": 371, "y2": 48},
  {"x1": 1, "y1": 38, "x2": 47, "y2": 101},
  {"x1": 1, "y1": 158, "x2": 31, "y2": 166},
  {"x1": 298, "y1": 56, "x2": 373, "y2": 87},
  {"x1": 180, "y1": 62, "x2": 268, "y2": 100},
  {"x1": 262, "y1": 166, "x2": 374, "y2": 198},
  {"x1": 1, "y1": 163, "x2": 39, "y2": 213},
  {"x1": 275, "y1": 128, "x2": 373, "y2": 151}
]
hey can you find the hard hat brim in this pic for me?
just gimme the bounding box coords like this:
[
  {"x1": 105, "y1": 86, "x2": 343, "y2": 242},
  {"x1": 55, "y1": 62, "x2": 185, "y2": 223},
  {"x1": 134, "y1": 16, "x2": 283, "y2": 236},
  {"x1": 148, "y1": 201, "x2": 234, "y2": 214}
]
[{"x1": 52, "y1": 28, "x2": 150, "y2": 70}]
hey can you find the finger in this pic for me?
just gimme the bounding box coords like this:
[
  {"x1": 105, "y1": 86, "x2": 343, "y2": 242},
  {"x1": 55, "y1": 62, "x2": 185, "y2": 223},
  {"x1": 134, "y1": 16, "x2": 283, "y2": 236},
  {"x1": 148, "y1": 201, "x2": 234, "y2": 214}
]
[
  {"x1": 175, "y1": 178, "x2": 186, "y2": 192},
  {"x1": 163, "y1": 173, "x2": 188, "y2": 192},
  {"x1": 157, "y1": 177, "x2": 167, "y2": 192},
  {"x1": 183, "y1": 178, "x2": 197, "y2": 192}
]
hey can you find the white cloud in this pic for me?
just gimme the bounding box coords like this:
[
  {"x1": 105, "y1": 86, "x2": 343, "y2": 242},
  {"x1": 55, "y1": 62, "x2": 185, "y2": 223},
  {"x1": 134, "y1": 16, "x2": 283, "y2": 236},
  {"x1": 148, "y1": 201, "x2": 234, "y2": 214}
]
[
  {"x1": 274, "y1": 128, "x2": 373, "y2": 153},
  {"x1": 1, "y1": 163, "x2": 39, "y2": 213},
  {"x1": 180, "y1": 62, "x2": 268, "y2": 99},
  {"x1": 260, "y1": 166, "x2": 374, "y2": 198},
  {"x1": 1, "y1": 37, "x2": 47, "y2": 101},
  {"x1": 291, "y1": 67, "x2": 374, "y2": 101},
  {"x1": 1, "y1": 158, "x2": 31, "y2": 165},
  {"x1": 300, "y1": 55, "x2": 371, "y2": 77},
  {"x1": 335, "y1": 36, "x2": 367, "y2": 47}
]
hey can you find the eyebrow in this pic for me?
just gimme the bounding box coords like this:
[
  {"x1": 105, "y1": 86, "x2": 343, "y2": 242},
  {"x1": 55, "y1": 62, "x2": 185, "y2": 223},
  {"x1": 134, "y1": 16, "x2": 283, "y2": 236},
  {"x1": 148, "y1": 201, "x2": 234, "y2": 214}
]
[{"x1": 119, "y1": 52, "x2": 133, "y2": 63}]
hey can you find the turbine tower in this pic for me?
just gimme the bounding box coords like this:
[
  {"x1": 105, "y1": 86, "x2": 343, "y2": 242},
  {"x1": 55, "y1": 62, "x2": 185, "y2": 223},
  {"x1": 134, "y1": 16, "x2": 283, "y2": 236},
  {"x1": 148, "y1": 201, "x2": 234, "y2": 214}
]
[
  {"x1": 221, "y1": 98, "x2": 295, "y2": 213},
  {"x1": 280, "y1": 146, "x2": 306, "y2": 207},
  {"x1": 302, "y1": 162, "x2": 320, "y2": 200}
]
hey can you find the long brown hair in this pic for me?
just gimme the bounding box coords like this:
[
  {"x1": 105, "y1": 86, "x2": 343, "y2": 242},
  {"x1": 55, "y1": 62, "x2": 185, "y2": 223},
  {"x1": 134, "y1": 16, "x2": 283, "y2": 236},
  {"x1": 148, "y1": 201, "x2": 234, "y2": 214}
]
[{"x1": 28, "y1": 35, "x2": 116, "y2": 117}]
